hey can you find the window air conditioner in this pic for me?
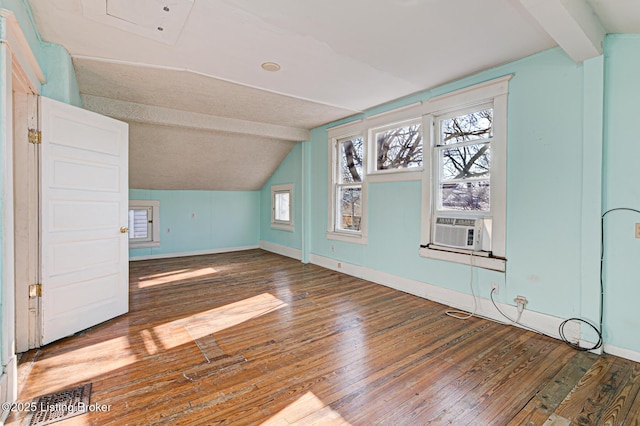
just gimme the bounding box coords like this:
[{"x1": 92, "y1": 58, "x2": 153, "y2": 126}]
[{"x1": 433, "y1": 217, "x2": 484, "y2": 251}]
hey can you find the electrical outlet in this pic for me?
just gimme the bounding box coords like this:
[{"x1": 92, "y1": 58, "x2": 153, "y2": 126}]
[
  {"x1": 491, "y1": 282, "x2": 499, "y2": 295},
  {"x1": 514, "y1": 296, "x2": 527, "y2": 306},
  {"x1": 636, "y1": 223, "x2": 640, "y2": 238}
]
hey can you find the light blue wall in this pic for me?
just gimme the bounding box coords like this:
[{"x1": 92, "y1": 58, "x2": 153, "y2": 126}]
[
  {"x1": 0, "y1": 0, "x2": 81, "y2": 106},
  {"x1": 308, "y1": 51, "x2": 584, "y2": 313},
  {"x1": 129, "y1": 189, "x2": 260, "y2": 258},
  {"x1": 298, "y1": 47, "x2": 593, "y2": 322},
  {"x1": 259, "y1": 143, "x2": 303, "y2": 251},
  {"x1": 602, "y1": 35, "x2": 640, "y2": 353}
]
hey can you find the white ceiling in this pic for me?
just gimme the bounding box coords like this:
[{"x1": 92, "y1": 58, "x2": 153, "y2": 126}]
[{"x1": 25, "y1": 0, "x2": 640, "y2": 190}]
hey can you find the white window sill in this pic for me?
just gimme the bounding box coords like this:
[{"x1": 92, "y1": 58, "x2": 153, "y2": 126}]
[
  {"x1": 327, "y1": 231, "x2": 368, "y2": 245},
  {"x1": 271, "y1": 223, "x2": 294, "y2": 232},
  {"x1": 130, "y1": 241, "x2": 161, "y2": 249},
  {"x1": 419, "y1": 246, "x2": 505, "y2": 272}
]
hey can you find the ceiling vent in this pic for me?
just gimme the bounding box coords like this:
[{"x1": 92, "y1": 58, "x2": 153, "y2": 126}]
[{"x1": 81, "y1": 0, "x2": 195, "y2": 45}]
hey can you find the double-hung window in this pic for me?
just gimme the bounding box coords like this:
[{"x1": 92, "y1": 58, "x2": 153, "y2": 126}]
[
  {"x1": 328, "y1": 133, "x2": 368, "y2": 243},
  {"x1": 435, "y1": 105, "x2": 492, "y2": 214},
  {"x1": 420, "y1": 76, "x2": 510, "y2": 271}
]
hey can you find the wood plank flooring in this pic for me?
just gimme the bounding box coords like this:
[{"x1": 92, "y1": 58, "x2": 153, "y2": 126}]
[{"x1": 6, "y1": 249, "x2": 640, "y2": 425}]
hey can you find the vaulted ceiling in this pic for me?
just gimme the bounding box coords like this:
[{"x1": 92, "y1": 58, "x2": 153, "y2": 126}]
[{"x1": 26, "y1": 0, "x2": 640, "y2": 190}]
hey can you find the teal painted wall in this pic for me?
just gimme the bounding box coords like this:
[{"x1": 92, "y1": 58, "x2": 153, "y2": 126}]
[
  {"x1": 301, "y1": 47, "x2": 592, "y2": 322},
  {"x1": 602, "y1": 35, "x2": 640, "y2": 353},
  {"x1": 129, "y1": 189, "x2": 260, "y2": 258},
  {"x1": 0, "y1": 0, "x2": 81, "y2": 106},
  {"x1": 259, "y1": 143, "x2": 303, "y2": 251}
]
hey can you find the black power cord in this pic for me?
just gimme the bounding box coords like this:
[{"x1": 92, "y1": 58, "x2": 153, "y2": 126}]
[
  {"x1": 490, "y1": 207, "x2": 640, "y2": 352},
  {"x1": 573, "y1": 207, "x2": 640, "y2": 352}
]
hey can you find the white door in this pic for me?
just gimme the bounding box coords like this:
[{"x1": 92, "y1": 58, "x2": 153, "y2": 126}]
[{"x1": 40, "y1": 96, "x2": 129, "y2": 345}]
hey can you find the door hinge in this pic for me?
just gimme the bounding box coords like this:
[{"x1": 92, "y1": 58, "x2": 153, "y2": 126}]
[
  {"x1": 28, "y1": 128, "x2": 41, "y2": 144},
  {"x1": 29, "y1": 284, "x2": 42, "y2": 298}
]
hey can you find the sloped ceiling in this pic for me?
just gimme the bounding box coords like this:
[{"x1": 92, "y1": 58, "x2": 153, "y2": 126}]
[{"x1": 25, "y1": 0, "x2": 638, "y2": 190}]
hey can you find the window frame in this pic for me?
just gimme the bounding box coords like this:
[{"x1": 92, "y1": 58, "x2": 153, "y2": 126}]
[
  {"x1": 368, "y1": 117, "x2": 424, "y2": 176},
  {"x1": 128, "y1": 200, "x2": 160, "y2": 248},
  {"x1": 420, "y1": 76, "x2": 510, "y2": 271},
  {"x1": 433, "y1": 102, "x2": 493, "y2": 217},
  {"x1": 327, "y1": 129, "x2": 368, "y2": 244},
  {"x1": 271, "y1": 184, "x2": 294, "y2": 232}
]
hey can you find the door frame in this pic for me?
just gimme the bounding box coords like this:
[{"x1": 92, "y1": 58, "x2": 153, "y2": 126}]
[{"x1": 0, "y1": 8, "x2": 46, "y2": 416}]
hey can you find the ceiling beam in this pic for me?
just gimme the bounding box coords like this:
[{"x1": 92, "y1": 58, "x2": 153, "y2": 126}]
[
  {"x1": 519, "y1": 0, "x2": 605, "y2": 63},
  {"x1": 81, "y1": 94, "x2": 310, "y2": 142}
]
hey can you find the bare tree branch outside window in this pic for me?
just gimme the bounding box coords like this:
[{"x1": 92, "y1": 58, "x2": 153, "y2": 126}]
[
  {"x1": 337, "y1": 137, "x2": 363, "y2": 231},
  {"x1": 438, "y1": 109, "x2": 493, "y2": 211},
  {"x1": 375, "y1": 123, "x2": 423, "y2": 171}
]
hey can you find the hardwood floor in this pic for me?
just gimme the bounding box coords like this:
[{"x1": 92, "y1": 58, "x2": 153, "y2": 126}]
[{"x1": 7, "y1": 249, "x2": 640, "y2": 425}]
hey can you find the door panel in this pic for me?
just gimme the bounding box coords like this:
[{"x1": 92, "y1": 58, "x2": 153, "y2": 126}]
[{"x1": 40, "y1": 96, "x2": 129, "y2": 345}]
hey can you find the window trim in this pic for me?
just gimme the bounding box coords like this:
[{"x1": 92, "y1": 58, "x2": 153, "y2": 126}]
[
  {"x1": 367, "y1": 117, "x2": 424, "y2": 176},
  {"x1": 271, "y1": 184, "x2": 294, "y2": 232},
  {"x1": 327, "y1": 130, "x2": 368, "y2": 244},
  {"x1": 420, "y1": 77, "x2": 510, "y2": 271},
  {"x1": 129, "y1": 200, "x2": 160, "y2": 248}
]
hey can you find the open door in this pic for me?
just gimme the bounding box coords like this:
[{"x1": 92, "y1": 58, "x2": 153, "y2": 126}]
[{"x1": 39, "y1": 96, "x2": 129, "y2": 345}]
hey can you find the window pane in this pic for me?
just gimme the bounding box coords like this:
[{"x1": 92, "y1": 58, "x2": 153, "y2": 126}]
[
  {"x1": 440, "y1": 108, "x2": 493, "y2": 145},
  {"x1": 339, "y1": 137, "x2": 363, "y2": 183},
  {"x1": 274, "y1": 192, "x2": 290, "y2": 222},
  {"x1": 337, "y1": 187, "x2": 362, "y2": 231},
  {"x1": 375, "y1": 123, "x2": 422, "y2": 170},
  {"x1": 441, "y1": 143, "x2": 490, "y2": 181},
  {"x1": 129, "y1": 209, "x2": 149, "y2": 239},
  {"x1": 439, "y1": 181, "x2": 490, "y2": 211}
]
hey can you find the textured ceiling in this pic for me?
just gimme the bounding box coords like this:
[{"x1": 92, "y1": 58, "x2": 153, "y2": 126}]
[
  {"x1": 73, "y1": 58, "x2": 356, "y2": 129},
  {"x1": 129, "y1": 122, "x2": 297, "y2": 191},
  {"x1": 25, "y1": 0, "x2": 639, "y2": 191}
]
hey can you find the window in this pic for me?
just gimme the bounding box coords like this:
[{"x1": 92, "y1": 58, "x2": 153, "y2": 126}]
[
  {"x1": 436, "y1": 105, "x2": 492, "y2": 213},
  {"x1": 420, "y1": 76, "x2": 510, "y2": 271},
  {"x1": 327, "y1": 133, "x2": 368, "y2": 243},
  {"x1": 370, "y1": 118, "x2": 423, "y2": 173},
  {"x1": 271, "y1": 184, "x2": 293, "y2": 231},
  {"x1": 129, "y1": 200, "x2": 160, "y2": 248}
]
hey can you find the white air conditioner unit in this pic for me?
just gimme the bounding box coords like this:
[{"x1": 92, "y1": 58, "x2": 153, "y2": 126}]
[{"x1": 433, "y1": 217, "x2": 487, "y2": 251}]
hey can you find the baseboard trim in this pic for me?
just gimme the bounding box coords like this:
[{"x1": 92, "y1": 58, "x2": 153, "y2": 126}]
[
  {"x1": 604, "y1": 343, "x2": 640, "y2": 363},
  {"x1": 308, "y1": 253, "x2": 580, "y2": 343},
  {"x1": 130, "y1": 245, "x2": 259, "y2": 261},
  {"x1": 259, "y1": 240, "x2": 302, "y2": 261}
]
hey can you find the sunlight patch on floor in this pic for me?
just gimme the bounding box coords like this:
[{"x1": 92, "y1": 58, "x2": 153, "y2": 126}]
[
  {"x1": 136, "y1": 267, "x2": 218, "y2": 288},
  {"x1": 25, "y1": 336, "x2": 137, "y2": 398},
  {"x1": 154, "y1": 292, "x2": 288, "y2": 349},
  {"x1": 261, "y1": 391, "x2": 352, "y2": 425}
]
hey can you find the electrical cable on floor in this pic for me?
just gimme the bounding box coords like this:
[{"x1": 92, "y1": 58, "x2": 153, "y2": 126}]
[
  {"x1": 488, "y1": 207, "x2": 640, "y2": 352},
  {"x1": 445, "y1": 208, "x2": 637, "y2": 351},
  {"x1": 445, "y1": 253, "x2": 477, "y2": 320}
]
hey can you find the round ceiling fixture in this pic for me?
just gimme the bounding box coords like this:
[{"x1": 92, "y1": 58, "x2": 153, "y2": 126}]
[{"x1": 261, "y1": 62, "x2": 281, "y2": 72}]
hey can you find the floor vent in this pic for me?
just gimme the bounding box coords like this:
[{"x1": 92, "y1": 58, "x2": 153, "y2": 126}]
[{"x1": 27, "y1": 383, "x2": 92, "y2": 426}]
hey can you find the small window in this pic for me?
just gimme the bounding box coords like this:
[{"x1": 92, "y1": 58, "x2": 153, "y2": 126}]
[
  {"x1": 129, "y1": 200, "x2": 160, "y2": 248},
  {"x1": 336, "y1": 136, "x2": 364, "y2": 233},
  {"x1": 371, "y1": 119, "x2": 423, "y2": 173},
  {"x1": 271, "y1": 184, "x2": 293, "y2": 231}
]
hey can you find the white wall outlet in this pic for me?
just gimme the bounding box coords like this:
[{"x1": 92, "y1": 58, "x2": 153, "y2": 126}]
[
  {"x1": 514, "y1": 296, "x2": 527, "y2": 306},
  {"x1": 491, "y1": 282, "x2": 499, "y2": 295}
]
